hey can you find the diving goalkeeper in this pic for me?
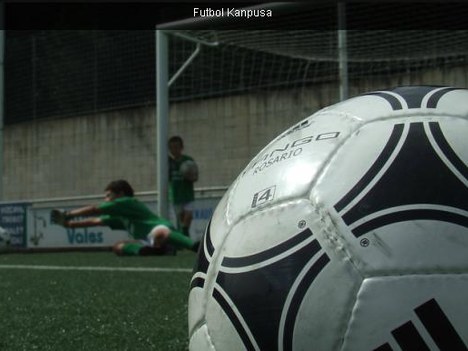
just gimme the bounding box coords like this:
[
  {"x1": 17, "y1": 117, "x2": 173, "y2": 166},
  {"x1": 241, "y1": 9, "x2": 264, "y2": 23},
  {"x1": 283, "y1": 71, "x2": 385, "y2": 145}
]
[{"x1": 50, "y1": 179, "x2": 199, "y2": 256}]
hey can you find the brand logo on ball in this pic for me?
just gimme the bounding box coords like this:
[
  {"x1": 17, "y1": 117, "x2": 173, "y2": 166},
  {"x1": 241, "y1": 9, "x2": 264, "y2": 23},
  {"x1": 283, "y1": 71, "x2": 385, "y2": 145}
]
[
  {"x1": 246, "y1": 132, "x2": 340, "y2": 176},
  {"x1": 375, "y1": 298, "x2": 467, "y2": 350},
  {"x1": 251, "y1": 185, "x2": 276, "y2": 208}
]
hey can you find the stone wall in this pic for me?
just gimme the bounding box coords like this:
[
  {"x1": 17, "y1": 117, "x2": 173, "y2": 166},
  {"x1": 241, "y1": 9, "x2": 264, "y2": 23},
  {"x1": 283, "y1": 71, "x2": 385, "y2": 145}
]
[{"x1": 3, "y1": 66, "x2": 467, "y2": 201}]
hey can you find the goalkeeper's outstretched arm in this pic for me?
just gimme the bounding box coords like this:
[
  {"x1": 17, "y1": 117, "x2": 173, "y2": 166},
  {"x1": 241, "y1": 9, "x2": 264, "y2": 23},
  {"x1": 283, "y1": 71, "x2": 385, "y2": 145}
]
[
  {"x1": 67, "y1": 205, "x2": 101, "y2": 218},
  {"x1": 65, "y1": 217, "x2": 103, "y2": 228},
  {"x1": 51, "y1": 205, "x2": 103, "y2": 228}
]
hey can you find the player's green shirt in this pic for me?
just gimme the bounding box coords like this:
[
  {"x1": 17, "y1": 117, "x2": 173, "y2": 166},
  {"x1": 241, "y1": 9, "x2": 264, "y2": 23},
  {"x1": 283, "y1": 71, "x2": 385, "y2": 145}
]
[
  {"x1": 98, "y1": 197, "x2": 174, "y2": 240},
  {"x1": 169, "y1": 154, "x2": 195, "y2": 205}
]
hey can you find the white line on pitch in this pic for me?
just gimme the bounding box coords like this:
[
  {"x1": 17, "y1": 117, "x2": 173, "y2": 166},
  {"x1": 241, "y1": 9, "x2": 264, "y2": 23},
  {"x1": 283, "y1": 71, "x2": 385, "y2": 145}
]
[{"x1": 0, "y1": 264, "x2": 192, "y2": 273}]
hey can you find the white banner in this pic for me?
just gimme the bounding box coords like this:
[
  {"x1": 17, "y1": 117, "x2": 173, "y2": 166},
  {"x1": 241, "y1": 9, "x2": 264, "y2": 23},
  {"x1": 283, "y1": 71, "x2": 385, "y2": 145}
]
[
  {"x1": 29, "y1": 207, "x2": 130, "y2": 249},
  {"x1": 186, "y1": 198, "x2": 217, "y2": 242},
  {"x1": 27, "y1": 198, "x2": 219, "y2": 249}
]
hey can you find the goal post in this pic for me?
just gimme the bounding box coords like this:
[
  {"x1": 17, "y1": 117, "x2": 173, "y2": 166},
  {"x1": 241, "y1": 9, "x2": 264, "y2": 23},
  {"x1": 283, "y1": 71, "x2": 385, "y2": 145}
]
[{"x1": 155, "y1": 30, "x2": 169, "y2": 218}]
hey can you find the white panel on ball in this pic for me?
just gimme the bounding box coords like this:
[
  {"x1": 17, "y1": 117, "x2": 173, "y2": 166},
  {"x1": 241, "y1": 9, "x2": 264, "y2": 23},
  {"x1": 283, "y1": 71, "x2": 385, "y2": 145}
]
[{"x1": 189, "y1": 324, "x2": 216, "y2": 351}]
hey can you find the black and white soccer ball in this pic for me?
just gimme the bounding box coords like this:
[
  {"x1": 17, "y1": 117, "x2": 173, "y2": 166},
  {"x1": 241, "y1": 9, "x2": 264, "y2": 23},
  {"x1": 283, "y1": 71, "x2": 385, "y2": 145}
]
[{"x1": 188, "y1": 86, "x2": 468, "y2": 350}]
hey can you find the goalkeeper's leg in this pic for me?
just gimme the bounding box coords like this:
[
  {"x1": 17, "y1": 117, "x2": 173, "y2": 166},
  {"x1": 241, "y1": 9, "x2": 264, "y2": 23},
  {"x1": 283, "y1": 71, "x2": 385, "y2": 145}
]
[
  {"x1": 113, "y1": 241, "x2": 143, "y2": 256},
  {"x1": 113, "y1": 240, "x2": 175, "y2": 256},
  {"x1": 148, "y1": 225, "x2": 198, "y2": 252},
  {"x1": 180, "y1": 202, "x2": 194, "y2": 237}
]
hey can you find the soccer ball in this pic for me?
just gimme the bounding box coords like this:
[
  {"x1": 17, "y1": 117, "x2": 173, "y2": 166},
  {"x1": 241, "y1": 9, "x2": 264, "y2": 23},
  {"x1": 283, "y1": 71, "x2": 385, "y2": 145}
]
[
  {"x1": 181, "y1": 159, "x2": 199, "y2": 182},
  {"x1": 188, "y1": 86, "x2": 468, "y2": 350}
]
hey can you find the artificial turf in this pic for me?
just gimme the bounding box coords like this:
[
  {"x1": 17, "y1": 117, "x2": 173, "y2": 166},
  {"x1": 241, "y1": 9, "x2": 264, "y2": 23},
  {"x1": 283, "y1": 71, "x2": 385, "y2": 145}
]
[{"x1": 0, "y1": 251, "x2": 197, "y2": 351}]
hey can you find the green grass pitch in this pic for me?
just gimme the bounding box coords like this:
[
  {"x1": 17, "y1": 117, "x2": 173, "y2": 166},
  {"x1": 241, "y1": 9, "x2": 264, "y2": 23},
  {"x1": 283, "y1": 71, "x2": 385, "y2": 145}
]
[{"x1": 0, "y1": 251, "x2": 197, "y2": 350}]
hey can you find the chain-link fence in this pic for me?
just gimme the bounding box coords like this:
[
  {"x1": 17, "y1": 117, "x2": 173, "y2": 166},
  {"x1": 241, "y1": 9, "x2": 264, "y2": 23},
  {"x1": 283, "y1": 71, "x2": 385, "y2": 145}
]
[
  {"x1": 167, "y1": 29, "x2": 468, "y2": 102},
  {"x1": 6, "y1": 2, "x2": 468, "y2": 124},
  {"x1": 5, "y1": 30, "x2": 155, "y2": 124}
]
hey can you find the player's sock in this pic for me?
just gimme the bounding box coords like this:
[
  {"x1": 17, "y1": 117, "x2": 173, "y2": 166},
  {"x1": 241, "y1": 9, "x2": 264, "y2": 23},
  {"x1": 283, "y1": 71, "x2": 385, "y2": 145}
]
[{"x1": 168, "y1": 230, "x2": 194, "y2": 250}]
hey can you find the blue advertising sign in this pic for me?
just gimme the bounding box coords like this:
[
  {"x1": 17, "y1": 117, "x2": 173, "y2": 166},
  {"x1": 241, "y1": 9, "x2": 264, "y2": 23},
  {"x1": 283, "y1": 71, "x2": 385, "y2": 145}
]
[{"x1": 0, "y1": 203, "x2": 28, "y2": 248}]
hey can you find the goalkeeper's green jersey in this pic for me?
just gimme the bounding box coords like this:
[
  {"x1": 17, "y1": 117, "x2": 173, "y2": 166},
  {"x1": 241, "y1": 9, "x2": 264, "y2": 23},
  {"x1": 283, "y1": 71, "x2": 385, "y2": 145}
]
[
  {"x1": 98, "y1": 197, "x2": 174, "y2": 240},
  {"x1": 169, "y1": 154, "x2": 195, "y2": 205}
]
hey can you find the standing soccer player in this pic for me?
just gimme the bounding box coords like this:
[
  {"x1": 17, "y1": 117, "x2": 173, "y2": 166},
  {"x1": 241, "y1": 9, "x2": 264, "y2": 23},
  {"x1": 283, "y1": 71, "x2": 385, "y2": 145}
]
[
  {"x1": 168, "y1": 136, "x2": 198, "y2": 237},
  {"x1": 51, "y1": 179, "x2": 198, "y2": 256}
]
